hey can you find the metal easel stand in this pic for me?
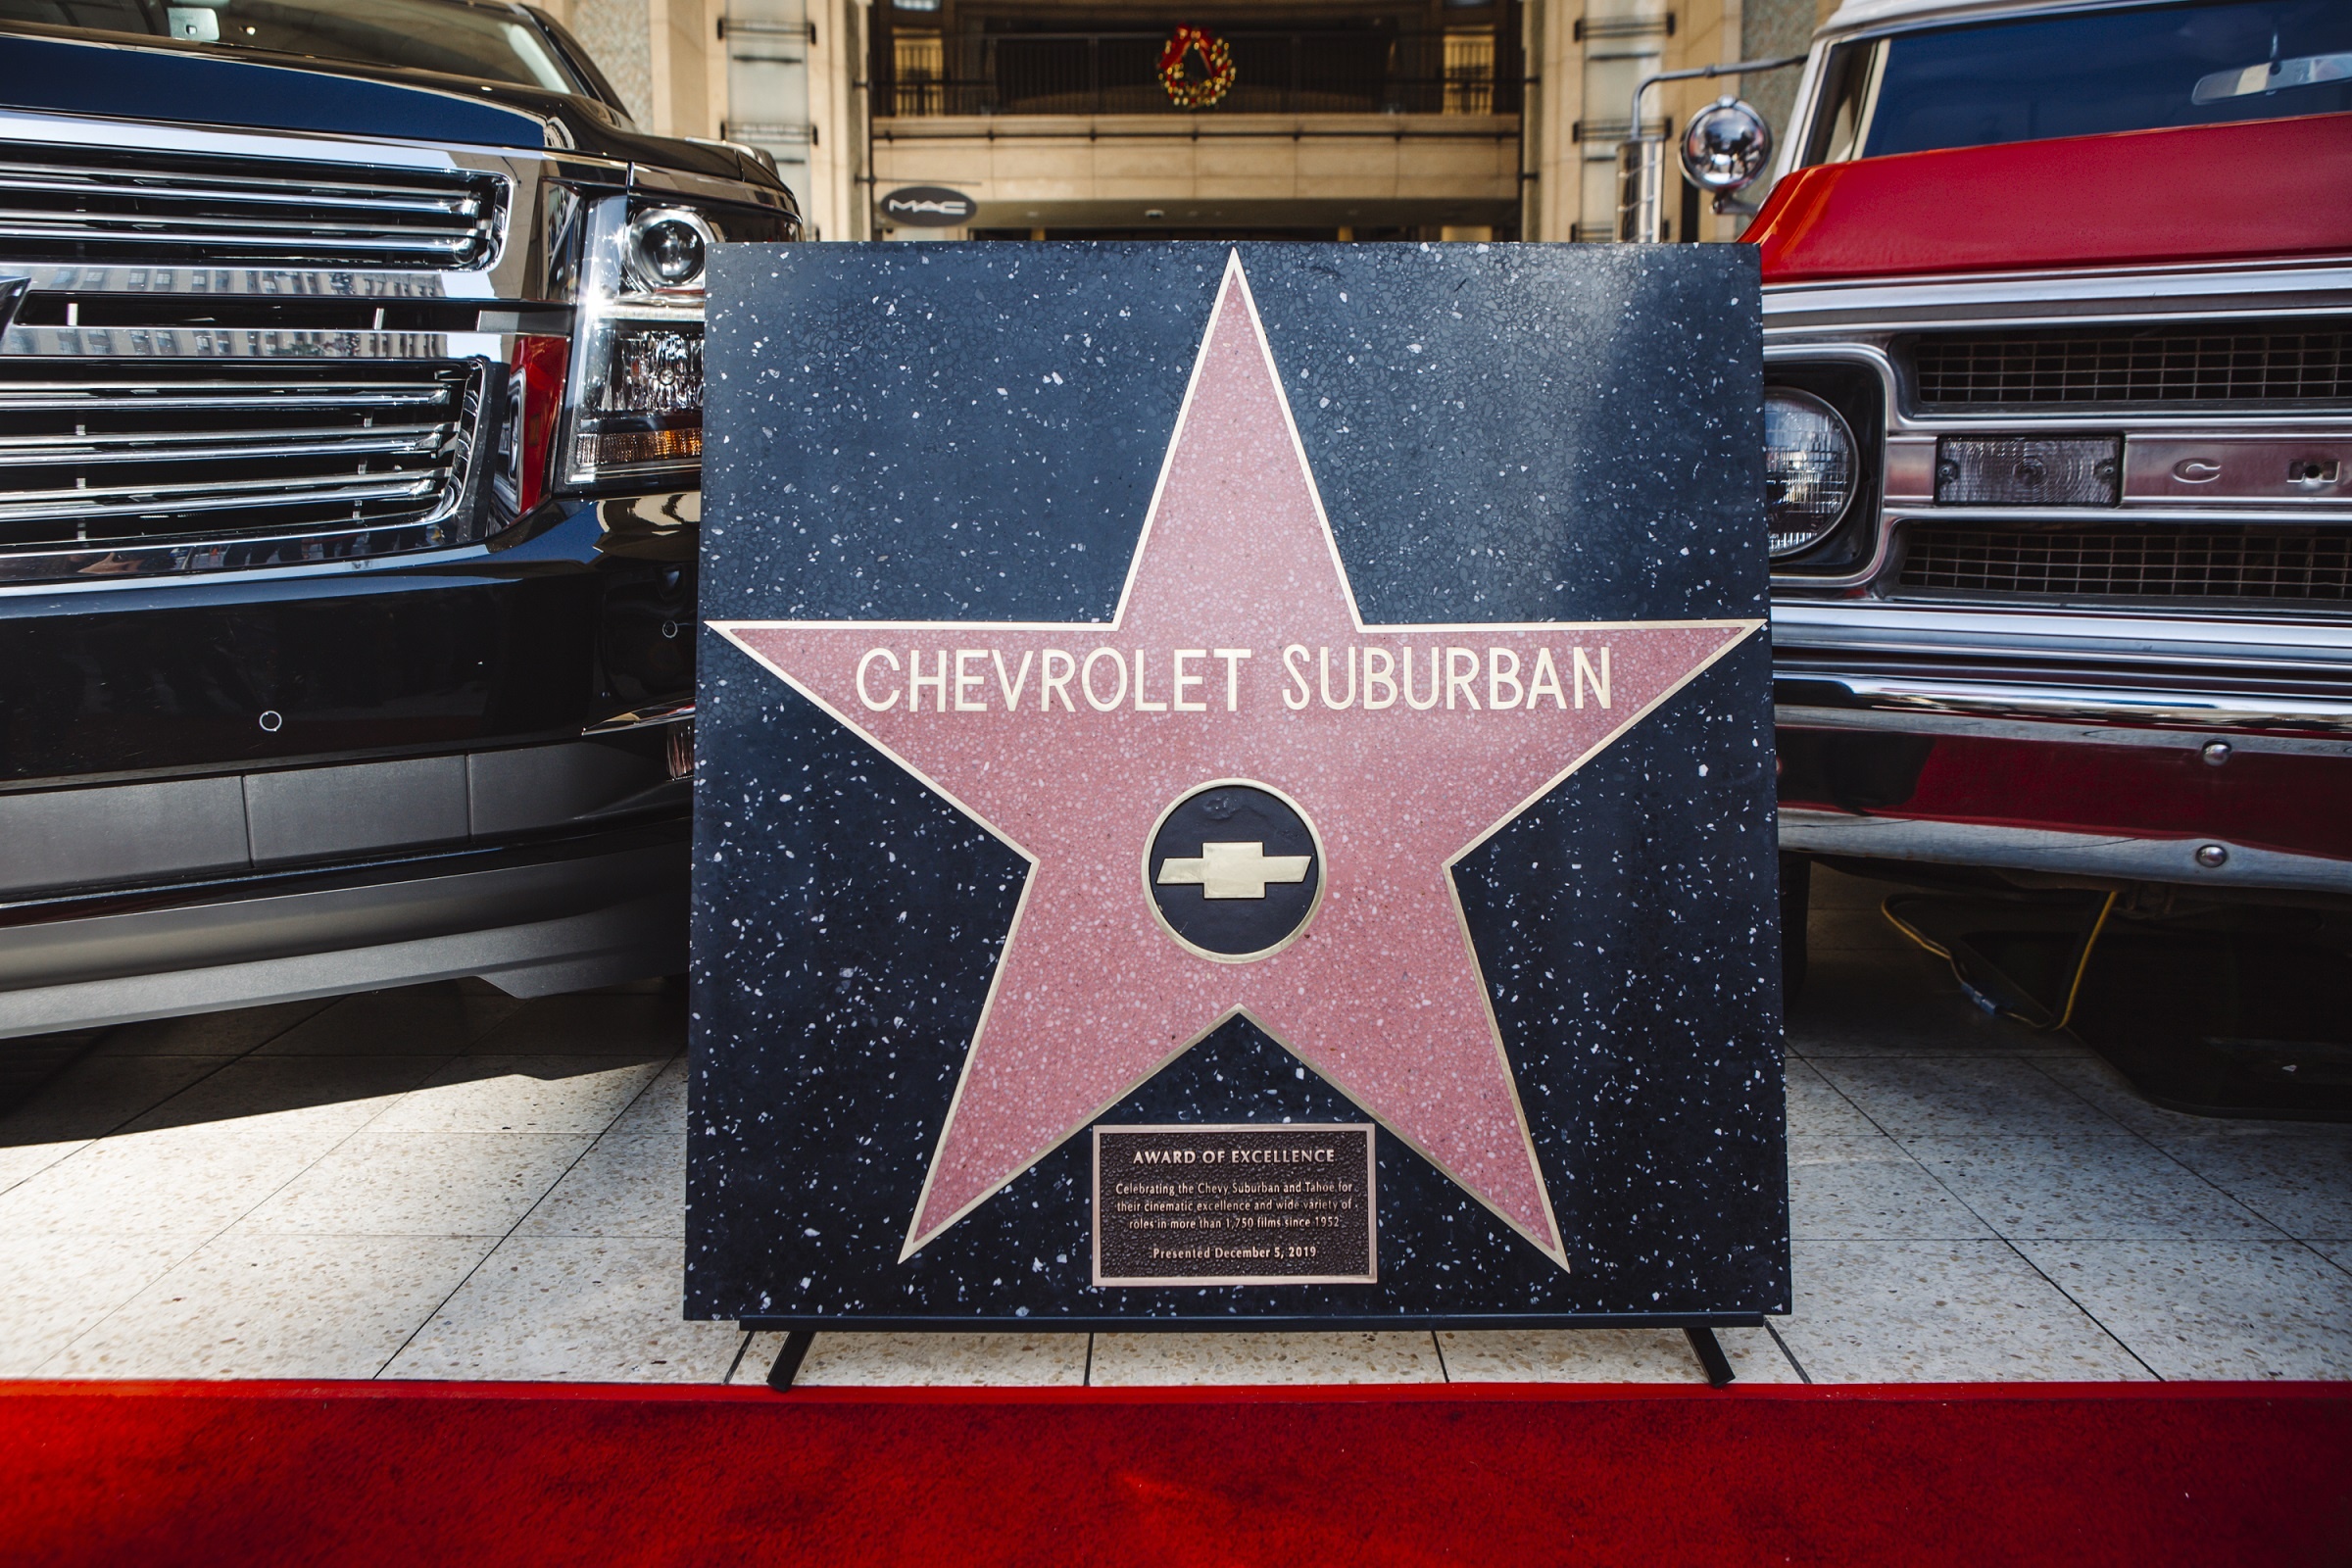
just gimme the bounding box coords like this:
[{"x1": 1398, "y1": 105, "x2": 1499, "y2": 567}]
[
  {"x1": 764, "y1": 1326, "x2": 1739, "y2": 1390},
  {"x1": 765, "y1": 1330, "x2": 818, "y2": 1390},
  {"x1": 1684, "y1": 1326, "x2": 1737, "y2": 1388}
]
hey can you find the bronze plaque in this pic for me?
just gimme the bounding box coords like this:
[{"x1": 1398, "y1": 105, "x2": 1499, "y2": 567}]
[{"x1": 1092, "y1": 1123, "x2": 1375, "y2": 1286}]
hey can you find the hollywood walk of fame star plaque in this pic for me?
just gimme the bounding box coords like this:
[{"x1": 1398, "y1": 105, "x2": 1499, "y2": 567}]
[{"x1": 690, "y1": 243, "x2": 1788, "y2": 1330}]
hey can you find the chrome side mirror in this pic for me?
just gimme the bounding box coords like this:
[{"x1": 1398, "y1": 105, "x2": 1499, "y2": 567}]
[{"x1": 1680, "y1": 97, "x2": 1774, "y2": 193}]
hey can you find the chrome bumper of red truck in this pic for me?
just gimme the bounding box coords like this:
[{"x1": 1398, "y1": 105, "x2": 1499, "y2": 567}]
[{"x1": 1774, "y1": 694, "x2": 2352, "y2": 896}]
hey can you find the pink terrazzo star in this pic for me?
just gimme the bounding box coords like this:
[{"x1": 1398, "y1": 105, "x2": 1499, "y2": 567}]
[{"x1": 716, "y1": 253, "x2": 1759, "y2": 1268}]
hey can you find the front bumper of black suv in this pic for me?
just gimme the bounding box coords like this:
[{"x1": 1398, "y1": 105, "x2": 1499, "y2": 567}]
[{"x1": 0, "y1": 498, "x2": 701, "y2": 1039}]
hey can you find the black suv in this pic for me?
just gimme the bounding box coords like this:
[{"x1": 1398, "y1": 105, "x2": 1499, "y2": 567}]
[{"x1": 0, "y1": 0, "x2": 797, "y2": 1037}]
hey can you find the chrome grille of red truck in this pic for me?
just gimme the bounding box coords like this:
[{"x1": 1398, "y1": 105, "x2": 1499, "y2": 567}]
[
  {"x1": 1911, "y1": 321, "x2": 2352, "y2": 410},
  {"x1": 1899, "y1": 523, "x2": 2352, "y2": 603}
]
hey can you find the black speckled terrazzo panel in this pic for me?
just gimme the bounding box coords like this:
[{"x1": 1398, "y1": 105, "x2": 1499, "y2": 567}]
[{"x1": 691, "y1": 241, "x2": 1785, "y2": 1326}]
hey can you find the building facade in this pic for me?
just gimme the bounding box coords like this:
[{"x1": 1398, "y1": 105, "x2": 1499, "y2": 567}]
[{"x1": 542, "y1": 0, "x2": 1838, "y2": 243}]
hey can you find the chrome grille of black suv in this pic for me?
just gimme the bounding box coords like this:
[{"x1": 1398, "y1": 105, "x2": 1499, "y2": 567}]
[
  {"x1": 0, "y1": 141, "x2": 505, "y2": 269},
  {"x1": 0, "y1": 360, "x2": 480, "y2": 556},
  {"x1": 1900, "y1": 524, "x2": 2352, "y2": 602},
  {"x1": 1912, "y1": 321, "x2": 2352, "y2": 410}
]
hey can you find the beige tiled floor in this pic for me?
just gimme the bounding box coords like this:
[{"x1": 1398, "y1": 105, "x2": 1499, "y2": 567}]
[
  {"x1": 1090, "y1": 1331, "x2": 1446, "y2": 1387},
  {"x1": 383, "y1": 1235, "x2": 743, "y2": 1383},
  {"x1": 1, "y1": 870, "x2": 2347, "y2": 1387},
  {"x1": 1779, "y1": 1239, "x2": 2152, "y2": 1383},
  {"x1": 786, "y1": 1331, "x2": 1092, "y2": 1387},
  {"x1": 1438, "y1": 1326, "x2": 1798, "y2": 1383}
]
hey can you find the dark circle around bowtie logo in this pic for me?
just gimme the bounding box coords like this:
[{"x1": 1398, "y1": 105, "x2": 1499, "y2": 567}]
[{"x1": 1144, "y1": 780, "x2": 1325, "y2": 963}]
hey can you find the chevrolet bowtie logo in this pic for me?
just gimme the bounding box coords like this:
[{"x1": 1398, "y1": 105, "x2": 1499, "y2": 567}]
[{"x1": 1156, "y1": 842, "x2": 1312, "y2": 900}]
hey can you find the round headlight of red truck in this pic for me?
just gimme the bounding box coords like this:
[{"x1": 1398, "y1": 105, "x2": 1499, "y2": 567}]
[{"x1": 1763, "y1": 388, "x2": 1857, "y2": 558}]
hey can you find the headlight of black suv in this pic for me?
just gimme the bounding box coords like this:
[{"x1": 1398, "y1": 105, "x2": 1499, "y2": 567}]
[{"x1": 563, "y1": 193, "x2": 791, "y2": 492}]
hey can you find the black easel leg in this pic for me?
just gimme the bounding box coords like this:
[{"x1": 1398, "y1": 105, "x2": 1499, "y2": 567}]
[
  {"x1": 765, "y1": 1330, "x2": 817, "y2": 1390},
  {"x1": 1685, "y1": 1326, "x2": 1736, "y2": 1388}
]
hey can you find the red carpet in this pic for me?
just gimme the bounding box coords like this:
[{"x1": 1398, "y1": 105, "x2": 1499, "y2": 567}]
[{"x1": 4, "y1": 1381, "x2": 2346, "y2": 1565}]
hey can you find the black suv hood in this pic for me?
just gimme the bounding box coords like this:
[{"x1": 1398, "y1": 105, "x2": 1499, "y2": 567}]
[{"x1": 0, "y1": 21, "x2": 788, "y2": 195}]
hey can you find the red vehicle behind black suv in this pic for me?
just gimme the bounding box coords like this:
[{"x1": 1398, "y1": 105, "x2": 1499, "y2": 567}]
[{"x1": 1746, "y1": 0, "x2": 2352, "y2": 985}]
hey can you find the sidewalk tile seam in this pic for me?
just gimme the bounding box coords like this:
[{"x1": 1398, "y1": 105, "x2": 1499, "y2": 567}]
[
  {"x1": 368, "y1": 1050, "x2": 685, "y2": 1379},
  {"x1": 2024, "y1": 1054, "x2": 2351, "y2": 1243},
  {"x1": 23, "y1": 1024, "x2": 536, "y2": 1378},
  {"x1": 1792, "y1": 1057, "x2": 2172, "y2": 1381}
]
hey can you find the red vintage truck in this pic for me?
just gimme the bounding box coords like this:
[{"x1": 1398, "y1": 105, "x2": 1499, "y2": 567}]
[{"x1": 1740, "y1": 0, "x2": 2352, "y2": 988}]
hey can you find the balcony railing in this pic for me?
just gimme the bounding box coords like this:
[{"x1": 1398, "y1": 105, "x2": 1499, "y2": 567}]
[{"x1": 882, "y1": 30, "x2": 1514, "y2": 119}]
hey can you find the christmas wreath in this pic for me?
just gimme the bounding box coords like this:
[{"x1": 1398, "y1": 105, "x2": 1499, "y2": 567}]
[{"x1": 1158, "y1": 25, "x2": 1235, "y2": 110}]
